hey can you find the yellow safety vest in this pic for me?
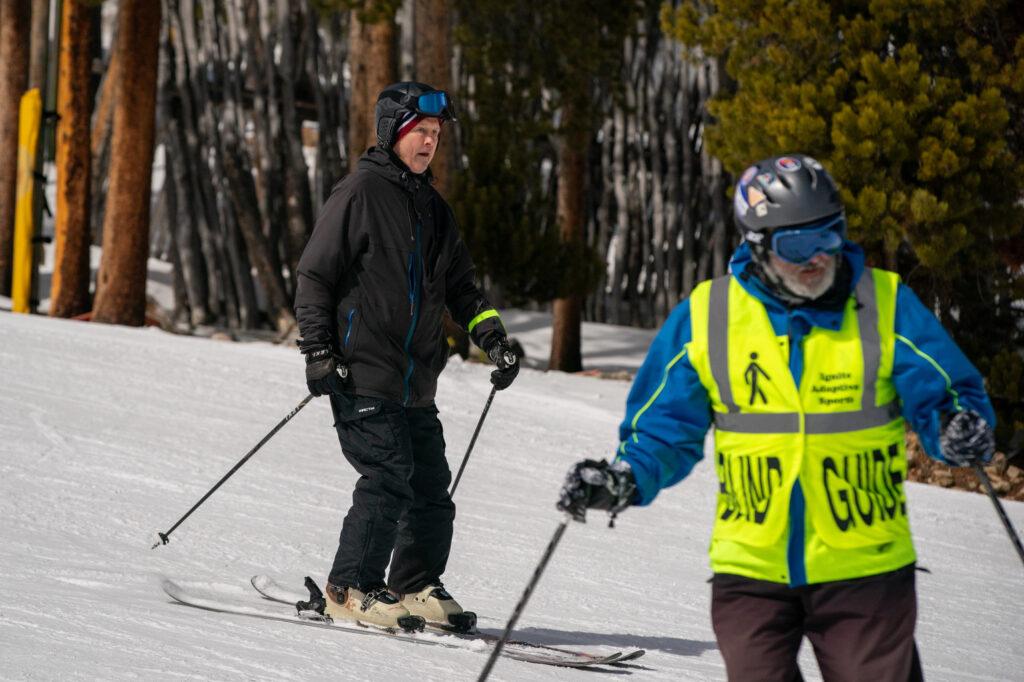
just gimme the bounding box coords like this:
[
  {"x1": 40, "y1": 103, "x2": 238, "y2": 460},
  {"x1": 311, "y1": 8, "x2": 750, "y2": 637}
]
[{"x1": 687, "y1": 268, "x2": 916, "y2": 584}]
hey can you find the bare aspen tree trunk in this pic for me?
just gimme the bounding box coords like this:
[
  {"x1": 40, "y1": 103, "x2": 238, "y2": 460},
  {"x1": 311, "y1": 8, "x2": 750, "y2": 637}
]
[
  {"x1": 623, "y1": 49, "x2": 643, "y2": 327},
  {"x1": 679, "y1": 59, "x2": 697, "y2": 298},
  {"x1": 158, "y1": 7, "x2": 207, "y2": 326},
  {"x1": 0, "y1": 0, "x2": 30, "y2": 296},
  {"x1": 663, "y1": 46, "x2": 683, "y2": 306},
  {"x1": 348, "y1": 5, "x2": 396, "y2": 169},
  {"x1": 314, "y1": 9, "x2": 347, "y2": 198},
  {"x1": 707, "y1": 56, "x2": 728, "y2": 278},
  {"x1": 587, "y1": 116, "x2": 614, "y2": 322},
  {"x1": 584, "y1": 12, "x2": 730, "y2": 328},
  {"x1": 166, "y1": 0, "x2": 226, "y2": 324},
  {"x1": 549, "y1": 115, "x2": 587, "y2": 373},
  {"x1": 243, "y1": 0, "x2": 289, "y2": 297},
  {"x1": 607, "y1": 95, "x2": 629, "y2": 325},
  {"x1": 92, "y1": 0, "x2": 161, "y2": 325},
  {"x1": 156, "y1": 24, "x2": 191, "y2": 326},
  {"x1": 304, "y1": 5, "x2": 328, "y2": 212},
  {"x1": 196, "y1": 0, "x2": 256, "y2": 329},
  {"x1": 275, "y1": 0, "x2": 314, "y2": 276},
  {"x1": 156, "y1": 17, "x2": 181, "y2": 319},
  {"x1": 413, "y1": 0, "x2": 451, "y2": 196},
  {"x1": 174, "y1": 0, "x2": 240, "y2": 327},
  {"x1": 50, "y1": 0, "x2": 93, "y2": 318},
  {"x1": 217, "y1": 2, "x2": 294, "y2": 334},
  {"x1": 646, "y1": 56, "x2": 667, "y2": 324}
]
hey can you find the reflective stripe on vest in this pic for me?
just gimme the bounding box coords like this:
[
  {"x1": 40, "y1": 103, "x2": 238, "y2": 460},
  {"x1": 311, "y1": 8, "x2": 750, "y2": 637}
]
[
  {"x1": 690, "y1": 268, "x2": 913, "y2": 580},
  {"x1": 708, "y1": 272, "x2": 899, "y2": 434}
]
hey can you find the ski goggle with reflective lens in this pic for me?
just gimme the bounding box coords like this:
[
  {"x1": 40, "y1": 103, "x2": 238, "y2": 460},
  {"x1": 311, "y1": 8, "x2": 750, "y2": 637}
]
[
  {"x1": 415, "y1": 91, "x2": 451, "y2": 116},
  {"x1": 769, "y1": 214, "x2": 846, "y2": 265},
  {"x1": 392, "y1": 90, "x2": 455, "y2": 120}
]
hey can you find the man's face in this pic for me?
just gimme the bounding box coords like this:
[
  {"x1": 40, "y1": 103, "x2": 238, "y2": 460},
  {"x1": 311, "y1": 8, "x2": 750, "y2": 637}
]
[
  {"x1": 766, "y1": 251, "x2": 838, "y2": 300},
  {"x1": 394, "y1": 118, "x2": 441, "y2": 174}
]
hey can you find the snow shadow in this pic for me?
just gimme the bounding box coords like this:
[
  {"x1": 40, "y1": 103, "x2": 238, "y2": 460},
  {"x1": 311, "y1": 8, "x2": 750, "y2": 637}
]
[{"x1": 479, "y1": 626, "x2": 718, "y2": 658}]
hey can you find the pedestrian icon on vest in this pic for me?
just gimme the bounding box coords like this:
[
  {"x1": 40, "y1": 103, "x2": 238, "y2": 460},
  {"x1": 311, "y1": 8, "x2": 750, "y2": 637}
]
[{"x1": 745, "y1": 352, "x2": 770, "y2": 405}]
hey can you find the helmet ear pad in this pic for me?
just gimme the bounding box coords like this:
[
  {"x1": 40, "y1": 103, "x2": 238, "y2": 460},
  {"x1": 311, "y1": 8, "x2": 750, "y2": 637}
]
[{"x1": 376, "y1": 115, "x2": 399, "y2": 149}]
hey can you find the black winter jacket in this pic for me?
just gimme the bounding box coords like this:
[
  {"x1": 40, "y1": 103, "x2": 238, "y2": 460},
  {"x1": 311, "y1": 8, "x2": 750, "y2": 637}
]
[{"x1": 294, "y1": 148, "x2": 505, "y2": 407}]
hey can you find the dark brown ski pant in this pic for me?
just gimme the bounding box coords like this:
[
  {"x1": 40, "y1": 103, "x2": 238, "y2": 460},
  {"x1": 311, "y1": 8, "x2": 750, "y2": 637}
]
[{"x1": 711, "y1": 564, "x2": 924, "y2": 682}]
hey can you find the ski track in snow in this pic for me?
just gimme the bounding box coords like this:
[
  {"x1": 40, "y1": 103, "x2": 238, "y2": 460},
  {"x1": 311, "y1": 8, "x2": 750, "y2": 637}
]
[{"x1": 1, "y1": 311, "x2": 1022, "y2": 681}]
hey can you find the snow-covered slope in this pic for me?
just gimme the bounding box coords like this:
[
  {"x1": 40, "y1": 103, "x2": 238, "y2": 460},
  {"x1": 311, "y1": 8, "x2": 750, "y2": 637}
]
[{"x1": 1, "y1": 312, "x2": 1021, "y2": 681}]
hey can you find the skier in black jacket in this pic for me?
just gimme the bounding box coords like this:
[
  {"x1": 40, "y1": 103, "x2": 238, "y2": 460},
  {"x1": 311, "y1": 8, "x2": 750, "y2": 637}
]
[{"x1": 294, "y1": 82, "x2": 519, "y2": 631}]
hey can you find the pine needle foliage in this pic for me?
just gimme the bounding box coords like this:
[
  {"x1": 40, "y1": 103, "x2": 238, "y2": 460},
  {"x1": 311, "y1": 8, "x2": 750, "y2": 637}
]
[
  {"x1": 450, "y1": 0, "x2": 640, "y2": 306},
  {"x1": 663, "y1": 0, "x2": 1024, "y2": 450}
]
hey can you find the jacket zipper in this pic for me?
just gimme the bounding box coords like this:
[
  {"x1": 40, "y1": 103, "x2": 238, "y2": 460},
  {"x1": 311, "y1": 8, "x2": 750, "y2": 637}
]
[
  {"x1": 343, "y1": 309, "x2": 357, "y2": 348},
  {"x1": 402, "y1": 217, "x2": 423, "y2": 405},
  {"x1": 785, "y1": 311, "x2": 808, "y2": 587}
]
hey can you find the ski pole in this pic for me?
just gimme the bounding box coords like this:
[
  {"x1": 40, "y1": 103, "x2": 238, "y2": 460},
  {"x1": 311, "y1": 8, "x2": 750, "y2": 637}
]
[
  {"x1": 449, "y1": 385, "x2": 497, "y2": 497},
  {"x1": 972, "y1": 463, "x2": 1024, "y2": 568},
  {"x1": 478, "y1": 513, "x2": 572, "y2": 681},
  {"x1": 151, "y1": 394, "x2": 315, "y2": 549}
]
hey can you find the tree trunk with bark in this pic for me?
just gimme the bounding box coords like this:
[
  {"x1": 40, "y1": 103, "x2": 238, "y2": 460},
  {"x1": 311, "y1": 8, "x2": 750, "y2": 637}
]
[
  {"x1": 413, "y1": 0, "x2": 451, "y2": 196},
  {"x1": 92, "y1": 0, "x2": 161, "y2": 325},
  {"x1": 50, "y1": 0, "x2": 93, "y2": 318},
  {"x1": 549, "y1": 112, "x2": 587, "y2": 373},
  {"x1": 0, "y1": 0, "x2": 30, "y2": 296},
  {"x1": 90, "y1": 25, "x2": 119, "y2": 244},
  {"x1": 348, "y1": 6, "x2": 396, "y2": 170},
  {"x1": 27, "y1": 0, "x2": 47, "y2": 91}
]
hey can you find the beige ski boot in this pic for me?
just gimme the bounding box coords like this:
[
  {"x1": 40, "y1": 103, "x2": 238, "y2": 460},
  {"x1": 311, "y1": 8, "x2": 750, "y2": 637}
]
[
  {"x1": 400, "y1": 583, "x2": 476, "y2": 632},
  {"x1": 324, "y1": 584, "x2": 425, "y2": 632}
]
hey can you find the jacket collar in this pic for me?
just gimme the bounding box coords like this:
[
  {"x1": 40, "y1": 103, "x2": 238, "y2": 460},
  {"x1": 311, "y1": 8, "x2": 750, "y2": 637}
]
[
  {"x1": 728, "y1": 240, "x2": 866, "y2": 331},
  {"x1": 358, "y1": 146, "x2": 434, "y2": 195}
]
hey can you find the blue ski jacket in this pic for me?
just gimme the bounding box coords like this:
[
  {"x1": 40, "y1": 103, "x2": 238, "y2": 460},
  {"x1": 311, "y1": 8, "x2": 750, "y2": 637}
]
[{"x1": 615, "y1": 241, "x2": 995, "y2": 584}]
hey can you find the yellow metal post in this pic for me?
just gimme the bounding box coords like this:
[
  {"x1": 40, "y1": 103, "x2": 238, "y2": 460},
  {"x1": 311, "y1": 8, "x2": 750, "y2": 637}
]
[{"x1": 12, "y1": 88, "x2": 41, "y2": 314}]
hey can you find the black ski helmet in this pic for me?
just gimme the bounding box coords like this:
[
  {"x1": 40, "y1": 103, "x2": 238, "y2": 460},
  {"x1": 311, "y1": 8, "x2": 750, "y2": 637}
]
[
  {"x1": 374, "y1": 81, "x2": 456, "y2": 149},
  {"x1": 733, "y1": 154, "x2": 844, "y2": 247}
]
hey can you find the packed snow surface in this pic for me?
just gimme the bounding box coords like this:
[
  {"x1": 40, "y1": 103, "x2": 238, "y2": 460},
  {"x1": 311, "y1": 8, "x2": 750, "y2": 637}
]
[{"x1": 1, "y1": 311, "x2": 1022, "y2": 681}]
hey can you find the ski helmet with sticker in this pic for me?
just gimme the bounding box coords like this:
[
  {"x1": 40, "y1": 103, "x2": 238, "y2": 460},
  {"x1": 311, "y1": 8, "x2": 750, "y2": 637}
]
[
  {"x1": 374, "y1": 81, "x2": 456, "y2": 150},
  {"x1": 733, "y1": 155, "x2": 843, "y2": 241}
]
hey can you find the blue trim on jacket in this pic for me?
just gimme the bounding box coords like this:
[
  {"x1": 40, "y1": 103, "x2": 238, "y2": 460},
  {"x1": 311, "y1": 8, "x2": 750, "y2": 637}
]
[{"x1": 615, "y1": 240, "x2": 995, "y2": 585}]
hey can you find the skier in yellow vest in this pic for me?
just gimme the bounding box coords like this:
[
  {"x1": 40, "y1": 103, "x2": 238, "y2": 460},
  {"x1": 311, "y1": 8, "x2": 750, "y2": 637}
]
[{"x1": 558, "y1": 155, "x2": 996, "y2": 681}]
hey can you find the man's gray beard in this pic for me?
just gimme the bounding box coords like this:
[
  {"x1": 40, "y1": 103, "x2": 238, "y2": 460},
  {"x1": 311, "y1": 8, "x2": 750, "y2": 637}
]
[{"x1": 765, "y1": 258, "x2": 838, "y2": 301}]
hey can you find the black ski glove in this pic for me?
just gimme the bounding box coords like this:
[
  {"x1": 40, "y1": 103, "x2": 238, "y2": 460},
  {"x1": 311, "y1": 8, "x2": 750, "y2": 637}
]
[
  {"x1": 557, "y1": 459, "x2": 637, "y2": 522},
  {"x1": 940, "y1": 409, "x2": 995, "y2": 467},
  {"x1": 486, "y1": 336, "x2": 519, "y2": 390},
  {"x1": 302, "y1": 345, "x2": 349, "y2": 397}
]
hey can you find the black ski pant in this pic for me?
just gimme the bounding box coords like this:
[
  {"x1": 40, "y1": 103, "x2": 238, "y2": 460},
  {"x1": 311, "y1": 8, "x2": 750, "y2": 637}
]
[
  {"x1": 711, "y1": 564, "x2": 924, "y2": 682},
  {"x1": 327, "y1": 392, "x2": 455, "y2": 595}
]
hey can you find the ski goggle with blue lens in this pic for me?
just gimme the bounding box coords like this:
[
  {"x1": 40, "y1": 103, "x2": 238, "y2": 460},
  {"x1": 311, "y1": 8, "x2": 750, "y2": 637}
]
[
  {"x1": 393, "y1": 90, "x2": 456, "y2": 120},
  {"x1": 769, "y1": 214, "x2": 846, "y2": 265},
  {"x1": 415, "y1": 91, "x2": 452, "y2": 117}
]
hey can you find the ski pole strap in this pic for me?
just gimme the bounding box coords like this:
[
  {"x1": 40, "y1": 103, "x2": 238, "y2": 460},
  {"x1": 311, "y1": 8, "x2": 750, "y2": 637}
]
[
  {"x1": 151, "y1": 394, "x2": 315, "y2": 549},
  {"x1": 973, "y1": 464, "x2": 1024, "y2": 569},
  {"x1": 478, "y1": 514, "x2": 572, "y2": 681}
]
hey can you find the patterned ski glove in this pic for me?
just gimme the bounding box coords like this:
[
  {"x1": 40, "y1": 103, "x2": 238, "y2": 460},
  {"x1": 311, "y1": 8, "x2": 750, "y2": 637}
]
[
  {"x1": 302, "y1": 345, "x2": 349, "y2": 397},
  {"x1": 486, "y1": 337, "x2": 519, "y2": 390},
  {"x1": 557, "y1": 459, "x2": 637, "y2": 522},
  {"x1": 939, "y1": 410, "x2": 995, "y2": 467}
]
